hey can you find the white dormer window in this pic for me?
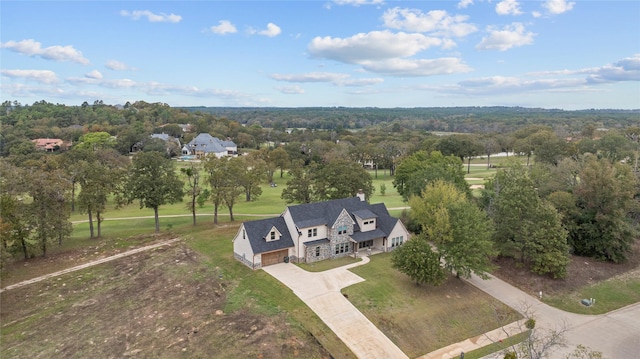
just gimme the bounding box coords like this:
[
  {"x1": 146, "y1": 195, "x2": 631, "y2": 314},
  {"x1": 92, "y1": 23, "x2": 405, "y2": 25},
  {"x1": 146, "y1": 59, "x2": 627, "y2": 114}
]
[
  {"x1": 308, "y1": 228, "x2": 317, "y2": 238},
  {"x1": 266, "y1": 226, "x2": 281, "y2": 242}
]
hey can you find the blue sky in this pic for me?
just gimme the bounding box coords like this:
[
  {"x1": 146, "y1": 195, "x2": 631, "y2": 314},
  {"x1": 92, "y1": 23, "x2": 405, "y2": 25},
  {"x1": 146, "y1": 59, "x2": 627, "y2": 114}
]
[{"x1": 1, "y1": 0, "x2": 639, "y2": 109}]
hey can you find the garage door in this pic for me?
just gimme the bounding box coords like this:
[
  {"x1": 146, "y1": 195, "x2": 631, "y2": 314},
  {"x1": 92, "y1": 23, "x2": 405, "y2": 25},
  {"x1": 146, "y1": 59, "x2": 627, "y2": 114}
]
[{"x1": 262, "y1": 249, "x2": 288, "y2": 266}]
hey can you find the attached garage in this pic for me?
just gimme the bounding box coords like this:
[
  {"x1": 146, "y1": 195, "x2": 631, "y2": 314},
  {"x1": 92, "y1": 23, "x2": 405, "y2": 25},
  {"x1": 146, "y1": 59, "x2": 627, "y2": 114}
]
[{"x1": 261, "y1": 249, "x2": 289, "y2": 267}]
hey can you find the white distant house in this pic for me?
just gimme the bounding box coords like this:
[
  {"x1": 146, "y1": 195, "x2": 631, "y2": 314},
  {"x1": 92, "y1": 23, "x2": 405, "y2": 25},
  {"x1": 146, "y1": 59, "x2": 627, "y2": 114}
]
[
  {"x1": 182, "y1": 133, "x2": 237, "y2": 158},
  {"x1": 232, "y1": 196, "x2": 410, "y2": 269}
]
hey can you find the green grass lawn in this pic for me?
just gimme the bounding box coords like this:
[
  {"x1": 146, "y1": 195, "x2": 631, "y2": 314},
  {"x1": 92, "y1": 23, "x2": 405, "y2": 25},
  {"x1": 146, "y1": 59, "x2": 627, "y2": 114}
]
[
  {"x1": 345, "y1": 253, "x2": 520, "y2": 358},
  {"x1": 544, "y1": 277, "x2": 640, "y2": 314}
]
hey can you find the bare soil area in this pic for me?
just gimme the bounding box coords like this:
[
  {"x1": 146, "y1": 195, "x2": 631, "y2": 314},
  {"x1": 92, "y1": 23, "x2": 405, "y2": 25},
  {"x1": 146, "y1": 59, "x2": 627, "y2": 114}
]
[
  {"x1": 492, "y1": 242, "x2": 640, "y2": 297},
  {"x1": 1, "y1": 244, "x2": 330, "y2": 359}
]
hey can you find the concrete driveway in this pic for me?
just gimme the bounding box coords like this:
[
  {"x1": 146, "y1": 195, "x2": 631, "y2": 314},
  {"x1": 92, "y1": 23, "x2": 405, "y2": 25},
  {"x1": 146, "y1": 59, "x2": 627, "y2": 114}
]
[
  {"x1": 264, "y1": 258, "x2": 640, "y2": 359},
  {"x1": 262, "y1": 257, "x2": 409, "y2": 359}
]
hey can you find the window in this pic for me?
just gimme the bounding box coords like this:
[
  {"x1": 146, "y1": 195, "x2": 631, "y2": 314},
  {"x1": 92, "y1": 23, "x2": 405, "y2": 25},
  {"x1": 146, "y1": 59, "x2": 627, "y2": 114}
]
[
  {"x1": 391, "y1": 236, "x2": 404, "y2": 248},
  {"x1": 315, "y1": 246, "x2": 320, "y2": 257},
  {"x1": 242, "y1": 229, "x2": 246, "y2": 239},
  {"x1": 308, "y1": 228, "x2": 317, "y2": 238},
  {"x1": 334, "y1": 242, "x2": 350, "y2": 254},
  {"x1": 358, "y1": 240, "x2": 373, "y2": 249},
  {"x1": 337, "y1": 225, "x2": 348, "y2": 235},
  {"x1": 270, "y1": 231, "x2": 276, "y2": 240}
]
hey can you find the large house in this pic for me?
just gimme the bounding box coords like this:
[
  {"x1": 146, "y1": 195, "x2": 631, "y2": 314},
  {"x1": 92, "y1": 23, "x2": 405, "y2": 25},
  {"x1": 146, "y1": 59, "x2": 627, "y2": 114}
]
[
  {"x1": 32, "y1": 138, "x2": 69, "y2": 152},
  {"x1": 182, "y1": 133, "x2": 237, "y2": 158},
  {"x1": 233, "y1": 195, "x2": 410, "y2": 269}
]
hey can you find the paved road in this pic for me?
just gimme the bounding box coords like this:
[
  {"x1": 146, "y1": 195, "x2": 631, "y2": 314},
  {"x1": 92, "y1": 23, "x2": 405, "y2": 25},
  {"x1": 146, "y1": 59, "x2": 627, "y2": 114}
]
[
  {"x1": 263, "y1": 257, "x2": 410, "y2": 359},
  {"x1": 0, "y1": 238, "x2": 182, "y2": 293},
  {"x1": 465, "y1": 273, "x2": 640, "y2": 358}
]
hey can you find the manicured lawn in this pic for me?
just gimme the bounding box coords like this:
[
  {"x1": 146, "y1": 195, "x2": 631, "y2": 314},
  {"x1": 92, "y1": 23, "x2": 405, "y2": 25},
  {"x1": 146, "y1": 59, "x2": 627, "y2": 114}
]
[
  {"x1": 345, "y1": 253, "x2": 520, "y2": 358},
  {"x1": 544, "y1": 277, "x2": 640, "y2": 314},
  {"x1": 298, "y1": 256, "x2": 362, "y2": 272}
]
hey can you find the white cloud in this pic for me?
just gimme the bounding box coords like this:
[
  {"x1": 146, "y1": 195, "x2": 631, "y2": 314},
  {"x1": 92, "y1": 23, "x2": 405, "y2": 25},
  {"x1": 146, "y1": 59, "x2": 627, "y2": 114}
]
[
  {"x1": 210, "y1": 20, "x2": 237, "y2": 34},
  {"x1": 105, "y1": 60, "x2": 134, "y2": 71},
  {"x1": 382, "y1": 8, "x2": 477, "y2": 38},
  {"x1": 496, "y1": 0, "x2": 523, "y2": 16},
  {"x1": 457, "y1": 0, "x2": 473, "y2": 9},
  {"x1": 120, "y1": 10, "x2": 182, "y2": 23},
  {"x1": 275, "y1": 85, "x2": 305, "y2": 94},
  {"x1": 542, "y1": 0, "x2": 575, "y2": 15},
  {"x1": 452, "y1": 76, "x2": 586, "y2": 95},
  {"x1": 309, "y1": 30, "x2": 444, "y2": 64},
  {"x1": 360, "y1": 57, "x2": 472, "y2": 77},
  {"x1": 1, "y1": 39, "x2": 89, "y2": 64},
  {"x1": 270, "y1": 72, "x2": 350, "y2": 83},
  {"x1": 259, "y1": 23, "x2": 282, "y2": 37},
  {"x1": 532, "y1": 11, "x2": 542, "y2": 18},
  {"x1": 1, "y1": 69, "x2": 58, "y2": 84},
  {"x1": 476, "y1": 23, "x2": 535, "y2": 51},
  {"x1": 332, "y1": 0, "x2": 384, "y2": 6},
  {"x1": 270, "y1": 72, "x2": 383, "y2": 86},
  {"x1": 85, "y1": 70, "x2": 103, "y2": 79}
]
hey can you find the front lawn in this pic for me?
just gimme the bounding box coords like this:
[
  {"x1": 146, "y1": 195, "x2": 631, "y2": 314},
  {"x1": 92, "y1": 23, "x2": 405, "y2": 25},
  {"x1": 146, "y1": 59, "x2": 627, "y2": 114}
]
[{"x1": 345, "y1": 253, "x2": 520, "y2": 358}]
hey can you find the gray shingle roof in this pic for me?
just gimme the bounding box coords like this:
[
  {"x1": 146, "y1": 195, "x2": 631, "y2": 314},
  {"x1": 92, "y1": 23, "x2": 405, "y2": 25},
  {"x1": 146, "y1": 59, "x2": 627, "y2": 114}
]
[
  {"x1": 243, "y1": 217, "x2": 294, "y2": 255},
  {"x1": 186, "y1": 133, "x2": 234, "y2": 154},
  {"x1": 287, "y1": 197, "x2": 370, "y2": 229},
  {"x1": 352, "y1": 209, "x2": 378, "y2": 220}
]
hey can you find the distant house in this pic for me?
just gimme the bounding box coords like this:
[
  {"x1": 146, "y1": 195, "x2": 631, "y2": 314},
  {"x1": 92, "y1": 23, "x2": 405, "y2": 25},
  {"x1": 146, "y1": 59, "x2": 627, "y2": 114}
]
[
  {"x1": 182, "y1": 133, "x2": 237, "y2": 158},
  {"x1": 32, "y1": 138, "x2": 69, "y2": 152},
  {"x1": 233, "y1": 195, "x2": 410, "y2": 269},
  {"x1": 150, "y1": 133, "x2": 181, "y2": 147}
]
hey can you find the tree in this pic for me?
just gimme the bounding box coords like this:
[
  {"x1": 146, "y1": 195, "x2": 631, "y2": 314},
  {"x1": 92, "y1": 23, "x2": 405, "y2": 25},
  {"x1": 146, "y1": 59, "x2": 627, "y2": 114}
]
[
  {"x1": 391, "y1": 236, "x2": 446, "y2": 286},
  {"x1": 76, "y1": 131, "x2": 115, "y2": 150},
  {"x1": 26, "y1": 167, "x2": 73, "y2": 256},
  {"x1": 181, "y1": 162, "x2": 201, "y2": 226},
  {"x1": 436, "y1": 134, "x2": 483, "y2": 174},
  {"x1": 483, "y1": 162, "x2": 570, "y2": 278},
  {"x1": 221, "y1": 157, "x2": 245, "y2": 221},
  {"x1": 410, "y1": 181, "x2": 496, "y2": 279},
  {"x1": 570, "y1": 156, "x2": 637, "y2": 262},
  {"x1": 124, "y1": 152, "x2": 184, "y2": 232},
  {"x1": 312, "y1": 158, "x2": 374, "y2": 201},
  {"x1": 236, "y1": 155, "x2": 265, "y2": 202},
  {"x1": 204, "y1": 155, "x2": 227, "y2": 224},
  {"x1": 393, "y1": 151, "x2": 470, "y2": 201},
  {"x1": 281, "y1": 161, "x2": 314, "y2": 204},
  {"x1": 270, "y1": 146, "x2": 290, "y2": 178}
]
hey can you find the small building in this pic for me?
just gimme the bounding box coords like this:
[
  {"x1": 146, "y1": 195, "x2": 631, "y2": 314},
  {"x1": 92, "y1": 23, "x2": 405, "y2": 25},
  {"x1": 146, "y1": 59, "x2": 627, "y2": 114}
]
[
  {"x1": 182, "y1": 133, "x2": 237, "y2": 158},
  {"x1": 233, "y1": 196, "x2": 410, "y2": 270}
]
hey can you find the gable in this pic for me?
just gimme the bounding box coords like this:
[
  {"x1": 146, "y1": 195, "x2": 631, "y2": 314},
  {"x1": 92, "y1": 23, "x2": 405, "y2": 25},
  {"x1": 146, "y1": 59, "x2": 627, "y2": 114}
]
[{"x1": 243, "y1": 217, "x2": 294, "y2": 254}]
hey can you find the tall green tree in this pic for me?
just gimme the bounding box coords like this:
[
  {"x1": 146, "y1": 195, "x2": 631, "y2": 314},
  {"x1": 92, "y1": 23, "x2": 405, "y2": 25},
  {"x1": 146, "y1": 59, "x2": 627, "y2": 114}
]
[
  {"x1": 124, "y1": 152, "x2": 184, "y2": 232},
  {"x1": 483, "y1": 163, "x2": 569, "y2": 278},
  {"x1": 393, "y1": 151, "x2": 470, "y2": 201},
  {"x1": 204, "y1": 155, "x2": 227, "y2": 224},
  {"x1": 570, "y1": 156, "x2": 637, "y2": 262},
  {"x1": 26, "y1": 167, "x2": 73, "y2": 256},
  {"x1": 221, "y1": 157, "x2": 246, "y2": 221},
  {"x1": 410, "y1": 181, "x2": 496, "y2": 279},
  {"x1": 181, "y1": 162, "x2": 201, "y2": 226},
  {"x1": 312, "y1": 158, "x2": 374, "y2": 201},
  {"x1": 281, "y1": 161, "x2": 314, "y2": 204}
]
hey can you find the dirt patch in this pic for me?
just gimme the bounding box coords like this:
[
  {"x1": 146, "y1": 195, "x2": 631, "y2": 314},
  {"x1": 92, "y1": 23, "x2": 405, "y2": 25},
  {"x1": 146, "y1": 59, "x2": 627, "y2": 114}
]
[
  {"x1": 492, "y1": 241, "x2": 640, "y2": 297},
  {"x1": 1, "y1": 244, "x2": 330, "y2": 359}
]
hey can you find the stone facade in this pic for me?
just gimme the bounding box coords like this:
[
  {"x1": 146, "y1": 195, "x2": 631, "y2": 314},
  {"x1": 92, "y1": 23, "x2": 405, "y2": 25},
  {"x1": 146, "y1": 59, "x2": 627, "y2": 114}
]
[
  {"x1": 304, "y1": 243, "x2": 332, "y2": 263},
  {"x1": 330, "y1": 211, "x2": 354, "y2": 259}
]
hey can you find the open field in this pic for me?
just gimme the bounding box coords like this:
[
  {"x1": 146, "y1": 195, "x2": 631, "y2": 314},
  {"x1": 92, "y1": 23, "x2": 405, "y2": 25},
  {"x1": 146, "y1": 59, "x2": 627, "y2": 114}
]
[{"x1": 1, "y1": 224, "x2": 354, "y2": 359}]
